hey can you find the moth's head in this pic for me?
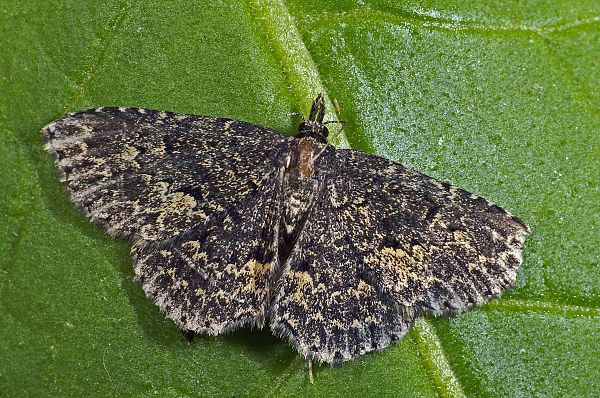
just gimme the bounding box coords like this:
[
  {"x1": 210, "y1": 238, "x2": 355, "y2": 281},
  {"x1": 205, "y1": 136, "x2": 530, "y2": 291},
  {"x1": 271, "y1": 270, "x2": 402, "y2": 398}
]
[{"x1": 295, "y1": 93, "x2": 329, "y2": 144}]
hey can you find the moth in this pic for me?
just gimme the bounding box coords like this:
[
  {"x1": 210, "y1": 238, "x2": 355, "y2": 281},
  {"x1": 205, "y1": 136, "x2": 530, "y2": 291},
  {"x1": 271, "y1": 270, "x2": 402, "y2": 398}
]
[{"x1": 43, "y1": 94, "x2": 529, "y2": 370}]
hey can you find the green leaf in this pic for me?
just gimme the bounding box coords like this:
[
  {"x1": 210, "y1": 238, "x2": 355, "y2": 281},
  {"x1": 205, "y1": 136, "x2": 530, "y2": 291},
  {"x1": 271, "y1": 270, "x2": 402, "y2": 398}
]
[{"x1": 1, "y1": 1, "x2": 598, "y2": 397}]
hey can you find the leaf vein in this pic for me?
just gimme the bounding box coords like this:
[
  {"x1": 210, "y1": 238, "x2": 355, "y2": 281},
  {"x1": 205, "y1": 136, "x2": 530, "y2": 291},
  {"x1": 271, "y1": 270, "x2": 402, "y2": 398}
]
[
  {"x1": 68, "y1": 0, "x2": 134, "y2": 109},
  {"x1": 487, "y1": 299, "x2": 600, "y2": 317},
  {"x1": 305, "y1": 8, "x2": 600, "y2": 35},
  {"x1": 242, "y1": 0, "x2": 350, "y2": 148},
  {"x1": 413, "y1": 319, "x2": 466, "y2": 398}
]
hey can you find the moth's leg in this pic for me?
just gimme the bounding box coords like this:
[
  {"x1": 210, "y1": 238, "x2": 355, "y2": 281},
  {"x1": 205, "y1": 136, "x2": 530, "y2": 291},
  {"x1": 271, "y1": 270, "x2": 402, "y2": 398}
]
[{"x1": 182, "y1": 330, "x2": 196, "y2": 344}]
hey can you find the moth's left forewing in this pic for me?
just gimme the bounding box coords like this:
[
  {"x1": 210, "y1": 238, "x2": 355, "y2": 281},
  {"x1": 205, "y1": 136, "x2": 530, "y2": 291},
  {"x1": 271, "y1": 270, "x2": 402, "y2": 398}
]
[
  {"x1": 42, "y1": 108, "x2": 291, "y2": 242},
  {"x1": 43, "y1": 107, "x2": 292, "y2": 334}
]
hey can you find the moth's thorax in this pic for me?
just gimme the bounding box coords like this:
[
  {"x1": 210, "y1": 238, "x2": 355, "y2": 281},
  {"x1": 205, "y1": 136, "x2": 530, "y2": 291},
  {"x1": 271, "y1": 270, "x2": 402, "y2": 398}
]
[{"x1": 286, "y1": 136, "x2": 331, "y2": 180}]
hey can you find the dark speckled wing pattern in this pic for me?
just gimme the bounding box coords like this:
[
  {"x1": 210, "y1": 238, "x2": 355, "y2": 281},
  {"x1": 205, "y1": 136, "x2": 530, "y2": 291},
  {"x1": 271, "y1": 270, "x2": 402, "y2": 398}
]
[
  {"x1": 331, "y1": 150, "x2": 530, "y2": 315},
  {"x1": 270, "y1": 180, "x2": 412, "y2": 363},
  {"x1": 43, "y1": 107, "x2": 289, "y2": 332},
  {"x1": 270, "y1": 149, "x2": 529, "y2": 363},
  {"x1": 43, "y1": 108, "x2": 289, "y2": 241},
  {"x1": 43, "y1": 99, "x2": 530, "y2": 366}
]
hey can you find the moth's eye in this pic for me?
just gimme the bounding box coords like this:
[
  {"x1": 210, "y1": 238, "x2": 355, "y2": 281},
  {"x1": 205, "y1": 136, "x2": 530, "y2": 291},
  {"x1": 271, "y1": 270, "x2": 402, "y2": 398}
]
[{"x1": 321, "y1": 126, "x2": 329, "y2": 137}]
